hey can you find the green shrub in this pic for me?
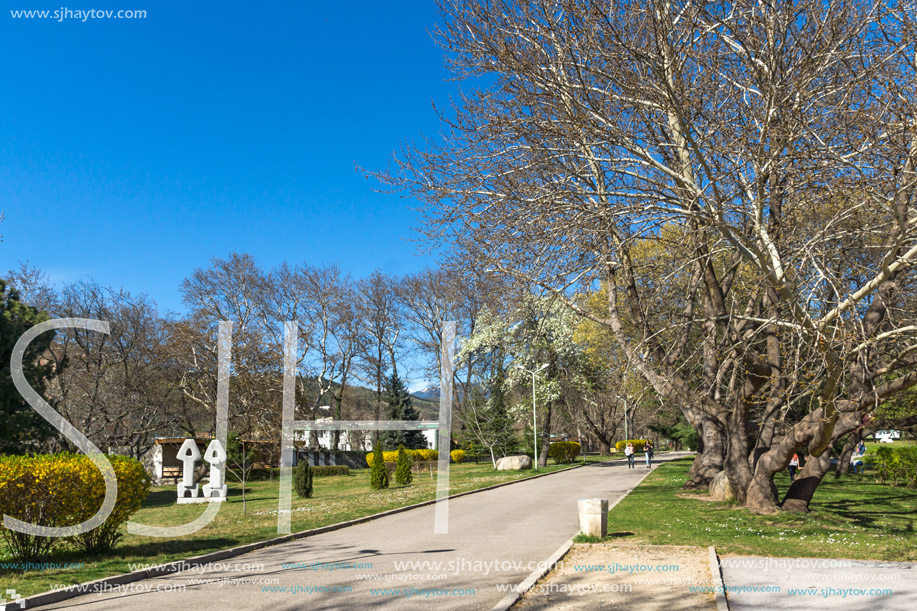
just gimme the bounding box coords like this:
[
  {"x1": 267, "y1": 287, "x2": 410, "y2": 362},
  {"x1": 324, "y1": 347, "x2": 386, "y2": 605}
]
[
  {"x1": 615, "y1": 439, "x2": 648, "y2": 453},
  {"x1": 311, "y1": 465, "x2": 350, "y2": 477},
  {"x1": 450, "y1": 449, "x2": 466, "y2": 464},
  {"x1": 247, "y1": 468, "x2": 276, "y2": 481},
  {"x1": 548, "y1": 441, "x2": 581, "y2": 464},
  {"x1": 395, "y1": 445, "x2": 413, "y2": 486},
  {"x1": 370, "y1": 443, "x2": 389, "y2": 490},
  {"x1": 865, "y1": 446, "x2": 917, "y2": 487},
  {"x1": 293, "y1": 462, "x2": 313, "y2": 498},
  {"x1": 0, "y1": 453, "x2": 150, "y2": 560}
]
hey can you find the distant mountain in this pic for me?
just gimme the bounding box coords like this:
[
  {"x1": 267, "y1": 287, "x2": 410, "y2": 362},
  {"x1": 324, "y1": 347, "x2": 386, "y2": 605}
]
[
  {"x1": 411, "y1": 385, "x2": 441, "y2": 402},
  {"x1": 411, "y1": 384, "x2": 471, "y2": 403}
]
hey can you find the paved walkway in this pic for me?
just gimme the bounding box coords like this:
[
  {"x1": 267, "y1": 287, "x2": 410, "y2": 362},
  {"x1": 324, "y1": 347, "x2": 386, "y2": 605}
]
[
  {"x1": 38, "y1": 454, "x2": 686, "y2": 610},
  {"x1": 721, "y1": 556, "x2": 917, "y2": 610}
]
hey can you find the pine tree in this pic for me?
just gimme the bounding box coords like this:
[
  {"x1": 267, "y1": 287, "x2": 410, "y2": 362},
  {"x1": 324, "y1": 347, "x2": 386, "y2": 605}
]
[
  {"x1": 381, "y1": 371, "x2": 428, "y2": 450},
  {"x1": 293, "y1": 461, "x2": 313, "y2": 498},
  {"x1": 485, "y1": 368, "x2": 517, "y2": 459},
  {"x1": 394, "y1": 444, "x2": 413, "y2": 486},
  {"x1": 0, "y1": 280, "x2": 55, "y2": 454},
  {"x1": 369, "y1": 442, "x2": 389, "y2": 490}
]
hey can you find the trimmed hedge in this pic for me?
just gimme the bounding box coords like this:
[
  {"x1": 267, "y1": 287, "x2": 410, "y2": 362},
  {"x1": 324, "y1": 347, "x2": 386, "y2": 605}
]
[
  {"x1": 450, "y1": 449, "x2": 466, "y2": 464},
  {"x1": 615, "y1": 439, "x2": 648, "y2": 453},
  {"x1": 0, "y1": 453, "x2": 150, "y2": 560},
  {"x1": 311, "y1": 465, "x2": 350, "y2": 477},
  {"x1": 548, "y1": 441, "x2": 581, "y2": 464},
  {"x1": 366, "y1": 449, "x2": 438, "y2": 466}
]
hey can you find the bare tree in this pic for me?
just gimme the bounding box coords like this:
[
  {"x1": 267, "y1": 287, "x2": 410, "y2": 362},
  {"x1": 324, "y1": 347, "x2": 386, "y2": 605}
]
[
  {"x1": 44, "y1": 281, "x2": 182, "y2": 458},
  {"x1": 383, "y1": 0, "x2": 917, "y2": 513},
  {"x1": 357, "y1": 270, "x2": 403, "y2": 441}
]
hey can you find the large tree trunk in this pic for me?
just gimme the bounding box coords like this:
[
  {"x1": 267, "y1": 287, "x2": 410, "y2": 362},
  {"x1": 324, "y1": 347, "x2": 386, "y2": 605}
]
[
  {"x1": 782, "y1": 452, "x2": 832, "y2": 512},
  {"x1": 683, "y1": 415, "x2": 725, "y2": 489},
  {"x1": 724, "y1": 403, "x2": 759, "y2": 508}
]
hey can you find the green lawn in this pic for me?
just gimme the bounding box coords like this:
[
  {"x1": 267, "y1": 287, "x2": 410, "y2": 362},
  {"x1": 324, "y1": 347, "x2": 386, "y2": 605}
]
[
  {"x1": 1, "y1": 460, "x2": 576, "y2": 597},
  {"x1": 578, "y1": 457, "x2": 917, "y2": 561}
]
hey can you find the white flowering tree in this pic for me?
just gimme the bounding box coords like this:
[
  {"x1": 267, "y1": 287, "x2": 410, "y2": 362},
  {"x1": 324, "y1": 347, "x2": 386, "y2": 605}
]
[{"x1": 459, "y1": 295, "x2": 596, "y2": 467}]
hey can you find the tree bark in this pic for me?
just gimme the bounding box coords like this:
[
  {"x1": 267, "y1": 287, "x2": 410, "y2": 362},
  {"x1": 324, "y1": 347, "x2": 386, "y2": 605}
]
[
  {"x1": 683, "y1": 415, "x2": 725, "y2": 489},
  {"x1": 538, "y1": 401, "x2": 553, "y2": 468},
  {"x1": 724, "y1": 401, "x2": 758, "y2": 507},
  {"x1": 782, "y1": 452, "x2": 832, "y2": 512}
]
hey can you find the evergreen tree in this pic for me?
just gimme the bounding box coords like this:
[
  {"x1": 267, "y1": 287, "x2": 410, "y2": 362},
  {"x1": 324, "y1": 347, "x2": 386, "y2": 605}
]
[
  {"x1": 485, "y1": 367, "x2": 517, "y2": 458},
  {"x1": 369, "y1": 442, "x2": 389, "y2": 489},
  {"x1": 0, "y1": 280, "x2": 55, "y2": 454},
  {"x1": 394, "y1": 444, "x2": 413, "y2": 486},
  {"x1": 381, "y1": 371, "x2": 428, "y2": 450},
  {"x1": 293, "y1": 461, "x2": 313, "y2": 498}
]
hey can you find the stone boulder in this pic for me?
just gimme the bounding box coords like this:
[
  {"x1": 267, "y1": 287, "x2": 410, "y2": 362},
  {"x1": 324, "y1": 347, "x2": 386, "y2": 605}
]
[
  {"x1": 708, "y1": 470, "x2": 735, "y2": 501},
  {"x1": 496, "y1": 455, "x2": 533, "y2": 471}
]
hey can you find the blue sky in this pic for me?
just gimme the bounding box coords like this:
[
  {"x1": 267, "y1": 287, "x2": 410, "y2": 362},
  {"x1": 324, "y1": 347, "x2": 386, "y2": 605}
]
[{"x1": 1, "y1": 1, "x2": 460, "y2": 314}]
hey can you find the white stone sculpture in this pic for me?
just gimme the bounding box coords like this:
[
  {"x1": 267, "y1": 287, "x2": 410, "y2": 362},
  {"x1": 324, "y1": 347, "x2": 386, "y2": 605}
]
[
  {"x1": 176, "y1": 439, "x2": 201, "y2": 502},
  {"x1": 201, "y1": 439, "x2": 228, "y2": 501}
]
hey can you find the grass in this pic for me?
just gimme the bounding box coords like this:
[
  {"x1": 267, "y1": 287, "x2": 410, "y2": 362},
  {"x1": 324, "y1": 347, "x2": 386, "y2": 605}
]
[
  {"x1": 0, "y1": 460, "x2": 578, "y2": 597},
  {"x1": 577, "y1": 457, "x2": 917, "y2": 561}
]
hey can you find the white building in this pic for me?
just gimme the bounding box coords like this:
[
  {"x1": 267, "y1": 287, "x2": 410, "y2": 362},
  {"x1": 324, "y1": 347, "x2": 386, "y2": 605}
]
[
  {"x1": 295, "y1": 407, "x2": 438, "y2": 451},
  {"x1": 875, "y1": 430, "x2": 901, "y2": 443}
]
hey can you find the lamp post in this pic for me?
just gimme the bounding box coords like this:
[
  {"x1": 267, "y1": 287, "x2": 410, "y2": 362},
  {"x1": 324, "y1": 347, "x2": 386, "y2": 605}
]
[{"x1": 518, "y1": 363, "x2": 548, "y2": 470}]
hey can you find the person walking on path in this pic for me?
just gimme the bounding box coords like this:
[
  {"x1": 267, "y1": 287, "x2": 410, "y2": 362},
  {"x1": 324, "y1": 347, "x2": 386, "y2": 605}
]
[
  {"x1": 625, "y1": 442, "x2": 635, "y2": 469},
  {"x1": 645, "y1": 440, "x2": 654, "y2": 468},
  {"x1": 788, "y1": 453, "x2": 799, "y2": 482}
]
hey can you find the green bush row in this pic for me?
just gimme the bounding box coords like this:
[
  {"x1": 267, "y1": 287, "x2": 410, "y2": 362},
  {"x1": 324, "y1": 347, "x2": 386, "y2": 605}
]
[{"x1": 311, "y1": 465, "x2": 350, "y2": 477}]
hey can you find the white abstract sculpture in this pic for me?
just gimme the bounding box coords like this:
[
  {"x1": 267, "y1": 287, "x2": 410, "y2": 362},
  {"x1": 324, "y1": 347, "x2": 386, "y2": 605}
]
[
  {"x1": 176, "y1": 439, "x2": 201, "y2": 501},
  {"x1": 202, "y1": 439, "x2": 228, "y2": 501}
]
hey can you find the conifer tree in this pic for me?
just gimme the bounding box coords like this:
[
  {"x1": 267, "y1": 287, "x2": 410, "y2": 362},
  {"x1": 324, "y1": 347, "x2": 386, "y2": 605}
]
[
  {"x1": 0, "y1": 280, "x2": 55, "y2": 454},
  {"x1": 394, "y1": 444, "x2": 413, "y2": 486},
  {"x1": 381, "y1": 371, "x2": 428, "y2": 450},
  {"x1": 369, "y1": 442, "x2": 389, "y2": 490},
  {"x1": 293, "y1": 461, "x2": 313, "y2": 498}
]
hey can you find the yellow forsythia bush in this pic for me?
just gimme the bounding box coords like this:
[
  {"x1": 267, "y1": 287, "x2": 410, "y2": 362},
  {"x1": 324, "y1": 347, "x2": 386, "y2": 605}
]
[
  {"x1": 614, "y1": 439, "x2": 648, "y2": 453},
  {"x1": 450, "y1": 450, "x2": 465, "y2": 463},
  {"x1": 366, "y1": 449, "x2": 439, "y2": 466},
  {"x1": 547, "y1": 441, "x2": 581, "y2": 464},
  {"x1": 0, "y1": 453, "x2": 151, "y2": 561},
  {"x1": 416, "y1": 449, "x2": 438, "y2": 461}
]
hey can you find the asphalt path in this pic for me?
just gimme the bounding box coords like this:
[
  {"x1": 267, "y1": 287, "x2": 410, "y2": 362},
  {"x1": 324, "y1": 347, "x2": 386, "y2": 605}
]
[
  {"x1": 38, "y1": 453, "x2": 687, "y2": 611},
  {"x1": 721, "y1": 556, "x2": 917, "y2": 610}
]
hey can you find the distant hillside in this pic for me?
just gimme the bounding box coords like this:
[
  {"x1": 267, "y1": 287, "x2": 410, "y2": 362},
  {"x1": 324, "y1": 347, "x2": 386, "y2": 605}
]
[
  {"x1": 410, "y1": 384, "x2": 469, "y2": 404},
  {"x1": 300, "y1": 377, "x2": 440, "y2": 420}
]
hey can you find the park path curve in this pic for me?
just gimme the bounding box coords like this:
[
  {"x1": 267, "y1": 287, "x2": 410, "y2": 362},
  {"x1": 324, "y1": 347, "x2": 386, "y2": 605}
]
[{"x1": 38, "y1": 453, "x2": 687, "y2": 611}]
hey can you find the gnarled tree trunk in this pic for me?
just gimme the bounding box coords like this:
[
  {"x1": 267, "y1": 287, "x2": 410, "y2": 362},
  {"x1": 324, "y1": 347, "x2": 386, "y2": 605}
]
[
  {"x1": 782, "y1": 452, "x2": 833, "y2": 512},
  {"x1": 683, "y1": 413, "x2": 725, "y2": 489}
]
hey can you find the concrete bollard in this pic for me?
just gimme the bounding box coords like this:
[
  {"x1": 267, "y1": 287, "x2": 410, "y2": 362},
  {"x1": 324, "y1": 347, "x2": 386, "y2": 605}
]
[{"x1": 578, "y1": 498, "x2": 608, "y2": 537}]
